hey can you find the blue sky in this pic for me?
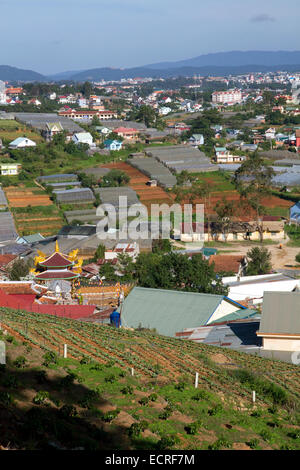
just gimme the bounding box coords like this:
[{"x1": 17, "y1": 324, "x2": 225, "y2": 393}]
[{"x1": 0, "y1": 0, "x2": 299, "y2": 74}]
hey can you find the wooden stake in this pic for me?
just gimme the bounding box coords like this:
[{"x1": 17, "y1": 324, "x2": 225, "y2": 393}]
[{"x1": 195, "y1": 372, "x2": 199, "y2": 389}]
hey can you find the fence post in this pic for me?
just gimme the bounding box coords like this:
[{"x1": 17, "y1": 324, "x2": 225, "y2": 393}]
[
  {"x1": 252, "y1": 390, "x2": 256, "y2": 403},
  {"x1": 63, "y1": 344, "x2": 68, "y2": 359},
  {"x1": 131, "y1": 367, "x2": 134, "y2": 377},
  {"x1": 194, "y1": 372, "x2": 199, "y2": 389}
]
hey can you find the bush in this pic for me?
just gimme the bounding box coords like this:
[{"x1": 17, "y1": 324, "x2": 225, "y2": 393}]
[
  {"x1": 184, "y1": 421, "x2": 202, "y2": 435},
  {"x1": 35, "y1": 370, "x2": 47, "y2": 384},
  {"x1": 102, "y1": 409, "x2": 120, "y2": 422},
  {"x1": 295, "y1": 253, "x2": 300, "y2": 264},
  {"x1": 80, "y1": 356, "x2": 91, "y2": 365},
  {"x1": 0, "y1": 391, "x2": 13, "y2": 406},
  {"x1": 121, "y1": 386, "x2": 134, "y2": 395},
  {"x1": 156, "y1": 436, "x2": 176, "y2": 450},
  {"x1": 13, "y1": 356, "x2": 27, "y2": 368},
  {"x1": 174, "y1": 381, "x2": 186, "y2": 391},
  {"x1": 42, "y1": 351, "x2": 58, "y2": 367},
  {"x1": 149, "y1": 393, "x2": 158, "y2": 402},
  {"x1": 208, "y1": 404, "x2": 223, "y2": 416},
  {"x1": 192, "y1": 390, "x2": 210, "y2": 401},
  {"x1": 208, "y1": 436, "x2": 232, "y2": 450},
  {"x1": 104, "y1": 374, "x2": 117, "y2": 384},
  {"x1": 79, "y1": 389, "x2": 100, "y2": 409},
  {"x1": 33, "y1": 391, "x2": 49, "y2": 405},
  {"x1": 247, "y1": 438, "x2": 260, "y2": 450},
  {"x1": 2, "y1": 375, "x2": 20, "y2": 389},
  {"x1": 158, "y1": 408, "x2": 172, "y2": 420},
  {"x1": 128, "y1": 421, "x2": 148, "y2": 438},
  {"x1": 139, "y1": 396, "x2": 149, "y2": 406},
  {"x1": 59, "y1": 405, "x2": 78, "y2": 419}
]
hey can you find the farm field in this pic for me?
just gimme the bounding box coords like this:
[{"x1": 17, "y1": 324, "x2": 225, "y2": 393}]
[
  {"x1": 171, "y1": 190, "x2": 293, "y2": 216},
  {"x1": 0, "y1": 308, "x2": 299, "y2": 450},
  {"x1": 4, "y1": 186, "x2": 52, "y2": 208},
  {"x1": 5, "y1": 186, "x2": 65, "y2": 236},
  {"x1": 101, "y1": 162, "x2": 174, "y2": 210},
  {"x1": 0, "y1": 119, "x2": 44, "y2": 144}
]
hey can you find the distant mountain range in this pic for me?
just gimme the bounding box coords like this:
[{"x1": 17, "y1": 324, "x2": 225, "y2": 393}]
[{"x1": 2, "y1": 51, "x2": 300, "y2": 82}]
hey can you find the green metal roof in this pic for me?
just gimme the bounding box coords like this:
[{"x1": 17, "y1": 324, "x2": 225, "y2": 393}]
[
  {"x1": 259, "y1": 292, "x2": 300, "y2": 336},
  {"x1": 121, "y1": 287, "x2": 225, "y2": 337},
  {"x1": 213, "y1": 308, "x2": 260, "y2": 324}
]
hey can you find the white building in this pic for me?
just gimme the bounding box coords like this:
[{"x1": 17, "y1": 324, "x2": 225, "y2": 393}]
[
  {"x1": 8, "y1": 137, "x2": 36, "y2": 149},
  {"x1": 212, "y1": 89, "x2": 242, "y2": 105},
  {"x1": 72, "y1": 132, "x2": 94, "y2": 147}
]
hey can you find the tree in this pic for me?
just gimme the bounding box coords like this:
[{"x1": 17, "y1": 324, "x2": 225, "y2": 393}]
[
  {"x1": 99, "y1": 169, "x2": 130, "y2": 187},
  {"x1": 246, "y1": 247, "x2": 272, "y2": 275},
  {"x1": 93, "y1": 244, "x2": 106, "y2": 262},
  {"x1": 214, "y1": 197, "x2": 235, "y2": 242},
  {"x1": 134, "y1": 252, "x2": 228, "y2": 295},
  {"x1": 9, "y1": 259, "x2": 32, "y2": 281},
  {"x1": 99, "y1": 262, "x2": 117, "y2": 282},
  {"x1": 234, "y1": 153, "x2": 275, "y2": 242},
  {"x1": 152, "y1": 239, "x2": 172, "y2": 254},
  {"x1": 295, "y1": 253, "x2": 300, "y2": 264},
  {"x1": 81, "y1": 81, "x2": 93, "y2": 98},
  {"x1": 92, "y1": 115, "x2": 101, "y2": 127},
  {"x1": 116, "y1": 253, "x2": 135, "y2": 281}
]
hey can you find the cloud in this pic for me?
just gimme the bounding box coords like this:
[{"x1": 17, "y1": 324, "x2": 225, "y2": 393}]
[{"x1": 251, "y1": 13, "x2": 276, "y2": 23}]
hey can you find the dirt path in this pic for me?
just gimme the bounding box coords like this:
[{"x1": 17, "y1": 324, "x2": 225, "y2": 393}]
[{"x1": 215, "y1": 238, "x2": 300, "y2": 270}]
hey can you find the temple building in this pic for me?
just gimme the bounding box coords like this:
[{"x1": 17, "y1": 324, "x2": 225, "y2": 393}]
[{"x1": 32, "y1": 242, "x2": 82, "y2": 283}]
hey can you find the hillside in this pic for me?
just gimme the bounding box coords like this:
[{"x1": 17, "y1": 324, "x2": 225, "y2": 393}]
[
  {"x1": 144, "y1": 50, "x2": 300, "y2": 69},
  {"x1": 2, "y1": 50, "x2": 300, "y2": 82},
  {"x1": 0, "y1": 65, "x2": 45, "y2": 82},
  {"x1": 0, "y1": 307, "x2": 299, "y2": 450}
]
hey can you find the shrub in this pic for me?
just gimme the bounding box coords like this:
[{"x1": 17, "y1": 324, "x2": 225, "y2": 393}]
[
  {"x1": 80, "y1": 356, "x2": 91, "y2": 365},
  {"x1": 33, "y1": 391, "x2": 49, "y2": 405},
  {"x1": 102, "y1": 409, "x2": 120, "y2": 422},
  {"x1": 174, "y1": 381, "x2": 186, "y2": 391},
  {"x1": 42, "y1": 351, "x2": 58, "y2": 367},
  {"x1": 0, "y1": 391, "x2": 13, "y2": 406},
  {"x1": 121, "y1": 386, "x2": 134, "y2": 395},
  {"x1": 35, "y1": 370, "x2": 47, "y2": 384},
  {"x1": 208, "y1": 436, "x2": 232, "y2": 450},
  {"x1": 158, "y1": 409, "x2": 172, "y2": 420},
  {"x1": 6, "y1": 335, "x2": 14, "y2": 343},
  {"x1": 2, "y1": 375, "x2": 20, "y2": 389},
  {"x1": 149, "y1": 393, "x2": 158, "y2": 402},
  {"x1": 105, "y1": 374, "x2": 117, "y2": 384},
  {"x1": 156, "y1": 436, "x2": 176, "y2": 450},
  {"x1": 192, "y1": 390, "x2": 210, "y2": 401},
  {"x1": 247, "y1": 438, "x2": 260, "y2": 449},
  {"x1": 79, "y1": 389, "x2": 100, "y2": 409},
  {"x1": 89, "y1": 363, "x2": 104, "y2": 371},
  {"x1": 184, "y1": 421, "x2": 202, "y2": 435},
  {"x1": 128, "y1": 421, "x2": 148, "y2": 438},
  {"x1": 139, "y1": 396, "x2": 149, "y2": 406},
  {"x1": 13, "y1": 356, "x2": 27, "y2": 368},
  {"x1": 59, "y1": 405, "x2": 78, "y2": 419},
  {"x1": 208, "y1": 404, "x2": 223, "y2": 416}
]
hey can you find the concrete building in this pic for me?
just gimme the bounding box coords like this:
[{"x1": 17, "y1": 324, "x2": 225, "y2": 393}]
[{"x1": 257, "y1": 292, "x2": 300, "y2": 352}]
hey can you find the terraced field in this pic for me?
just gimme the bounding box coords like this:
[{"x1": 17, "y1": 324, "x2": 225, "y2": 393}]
[
  {"x1": 0, "y1": 307, "x2": 299, "y2": 450},
  {"x1": 6, "y1": 186, "x2": 65, "y2": 236},
  {"x1": 101, "y1": 162, "x2": 174, "y2": 210}
]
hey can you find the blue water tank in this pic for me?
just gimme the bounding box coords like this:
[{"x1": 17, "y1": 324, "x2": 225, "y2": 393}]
[{"x1": 110, "y1": 310, "x2": 121, "y2": 328}]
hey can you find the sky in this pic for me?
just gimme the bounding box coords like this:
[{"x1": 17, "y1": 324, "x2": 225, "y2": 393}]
[{"x1": 0, "y1": 0, "x2": 299, "y2": 75}]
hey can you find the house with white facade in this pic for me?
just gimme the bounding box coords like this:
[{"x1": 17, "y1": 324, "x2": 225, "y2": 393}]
[
  {"x1": 72, "y1": 132, "x2": 94, "y2": 147},
  {"x1": 8, "y1": 137, "x2": 36, "y2": 149}
]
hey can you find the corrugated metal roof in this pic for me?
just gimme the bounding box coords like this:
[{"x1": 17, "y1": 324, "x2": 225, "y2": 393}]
[
  {"x1": 259, "y1": 291, "x2": 300, "y2": 335},
  {"x1": 121, "y1": 287, "x2": 226, "y2": 337}
]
